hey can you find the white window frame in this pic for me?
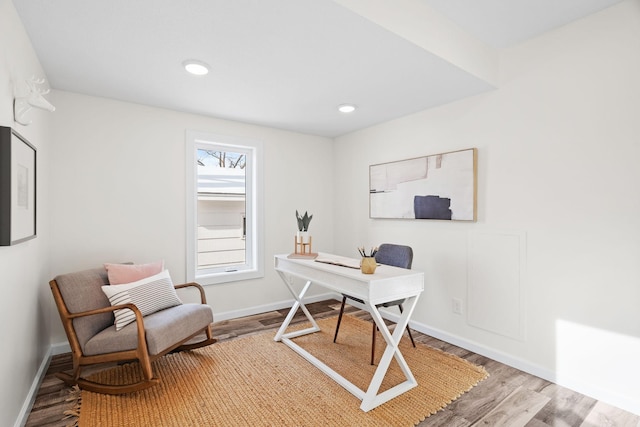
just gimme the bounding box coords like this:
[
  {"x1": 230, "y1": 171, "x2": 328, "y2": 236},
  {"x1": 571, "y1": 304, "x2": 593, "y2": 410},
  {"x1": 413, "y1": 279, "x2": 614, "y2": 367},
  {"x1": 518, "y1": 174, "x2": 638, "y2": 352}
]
[{"x1": 186, "y1": 130, "x2": 264, "y2": 285}]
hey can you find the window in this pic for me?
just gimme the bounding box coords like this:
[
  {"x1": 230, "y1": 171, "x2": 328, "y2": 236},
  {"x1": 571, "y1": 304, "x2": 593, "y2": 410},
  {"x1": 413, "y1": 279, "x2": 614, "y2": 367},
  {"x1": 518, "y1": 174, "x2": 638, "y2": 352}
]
[{"x1": 186, "y1": 131, "x2": 264, "y2": 285}]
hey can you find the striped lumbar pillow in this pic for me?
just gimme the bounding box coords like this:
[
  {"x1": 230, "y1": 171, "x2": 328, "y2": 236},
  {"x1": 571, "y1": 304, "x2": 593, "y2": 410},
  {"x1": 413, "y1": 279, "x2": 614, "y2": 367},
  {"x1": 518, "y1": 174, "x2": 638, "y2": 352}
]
[{"x1": 101, "y1": 270, "x2": 183, "y2": 331}]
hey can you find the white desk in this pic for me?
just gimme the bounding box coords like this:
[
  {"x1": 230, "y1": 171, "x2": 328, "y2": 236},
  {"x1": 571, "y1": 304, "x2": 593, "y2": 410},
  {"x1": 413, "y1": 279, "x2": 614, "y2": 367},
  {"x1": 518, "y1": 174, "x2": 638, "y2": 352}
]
[{"x1": 273, "y1": 253, "x2": 424, "y2": 412}]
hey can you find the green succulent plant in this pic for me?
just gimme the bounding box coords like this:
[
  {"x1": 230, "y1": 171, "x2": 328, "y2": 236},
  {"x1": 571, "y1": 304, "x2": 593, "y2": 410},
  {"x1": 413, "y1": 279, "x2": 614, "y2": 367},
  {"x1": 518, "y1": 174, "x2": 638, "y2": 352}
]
[{"x1": 296, "y1": 210, "x2": 313, "y2": 232}]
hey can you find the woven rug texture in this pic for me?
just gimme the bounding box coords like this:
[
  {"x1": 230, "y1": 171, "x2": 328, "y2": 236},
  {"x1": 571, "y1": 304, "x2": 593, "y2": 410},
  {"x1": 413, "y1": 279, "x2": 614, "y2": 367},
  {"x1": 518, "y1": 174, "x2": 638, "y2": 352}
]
[{"x1": 77, "y1": 315, "x2": 488, "y2": 426}]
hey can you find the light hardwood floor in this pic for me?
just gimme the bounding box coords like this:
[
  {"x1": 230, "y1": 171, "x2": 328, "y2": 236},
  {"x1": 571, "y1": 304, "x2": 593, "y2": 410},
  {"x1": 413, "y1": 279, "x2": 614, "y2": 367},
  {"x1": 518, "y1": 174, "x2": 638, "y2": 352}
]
[{"x1": 26, "y1": 300, "x2": 640, "y2": 426}]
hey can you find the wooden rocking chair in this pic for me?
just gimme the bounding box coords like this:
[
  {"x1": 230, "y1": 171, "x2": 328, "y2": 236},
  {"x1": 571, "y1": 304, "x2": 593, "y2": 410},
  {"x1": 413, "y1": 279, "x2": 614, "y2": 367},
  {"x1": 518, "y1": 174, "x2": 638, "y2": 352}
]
[{"x1": 50, "y1": 266, "x2": 216, "y2": 394}]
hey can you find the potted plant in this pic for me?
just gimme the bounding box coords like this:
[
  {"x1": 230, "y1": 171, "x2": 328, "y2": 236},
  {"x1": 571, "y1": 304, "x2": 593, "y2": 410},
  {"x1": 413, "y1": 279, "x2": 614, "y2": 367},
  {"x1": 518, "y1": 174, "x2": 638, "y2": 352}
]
[{"x1": 296, "y1": 210, "x2": 313, "y2": 243}]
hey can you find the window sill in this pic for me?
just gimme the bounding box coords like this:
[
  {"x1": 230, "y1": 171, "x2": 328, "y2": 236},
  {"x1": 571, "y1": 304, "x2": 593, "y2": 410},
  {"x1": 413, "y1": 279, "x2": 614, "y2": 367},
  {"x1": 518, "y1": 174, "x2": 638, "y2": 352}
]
[{"x1": 196, "y1": 268, "x2": 263, "y2": 285}]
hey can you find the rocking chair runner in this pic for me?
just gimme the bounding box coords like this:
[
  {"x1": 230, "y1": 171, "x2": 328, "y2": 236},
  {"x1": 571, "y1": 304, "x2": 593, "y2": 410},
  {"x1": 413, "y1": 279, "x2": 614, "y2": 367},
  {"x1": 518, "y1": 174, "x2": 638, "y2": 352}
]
[{"x1": 50, "y1": 266, "x2": 216, "y2": 394}]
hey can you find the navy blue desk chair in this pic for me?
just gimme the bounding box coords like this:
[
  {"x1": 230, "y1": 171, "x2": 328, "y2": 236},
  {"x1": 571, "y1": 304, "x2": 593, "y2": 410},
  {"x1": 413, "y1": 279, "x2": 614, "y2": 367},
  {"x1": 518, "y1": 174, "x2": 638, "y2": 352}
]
[{"x1": 333, "y1": 243, "x2": 416, "y2": 365}]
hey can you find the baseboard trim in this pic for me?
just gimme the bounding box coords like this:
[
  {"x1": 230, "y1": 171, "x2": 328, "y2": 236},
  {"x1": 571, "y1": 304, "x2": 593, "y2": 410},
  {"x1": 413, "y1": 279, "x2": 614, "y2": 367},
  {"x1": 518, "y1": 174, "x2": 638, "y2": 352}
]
[
  {"x1": 51, "y1": 341, "x2": 71, "y2": 355},
  {"x1": 15, "y1": 347, "x2": 53, "y2": 427},
  {"x1": 213, "y1": 292, "x2": 337, "y2": 322}
]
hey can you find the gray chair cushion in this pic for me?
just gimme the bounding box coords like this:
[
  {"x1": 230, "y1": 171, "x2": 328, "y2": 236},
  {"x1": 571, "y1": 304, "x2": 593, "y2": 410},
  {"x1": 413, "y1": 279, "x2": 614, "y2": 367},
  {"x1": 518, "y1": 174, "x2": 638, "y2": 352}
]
[
  {"x1": 84, "y1": 303, "x2": 214, "y2": 356},
  {"x1": 55, "y1": 267, "x2": 114, "y2": 351}
]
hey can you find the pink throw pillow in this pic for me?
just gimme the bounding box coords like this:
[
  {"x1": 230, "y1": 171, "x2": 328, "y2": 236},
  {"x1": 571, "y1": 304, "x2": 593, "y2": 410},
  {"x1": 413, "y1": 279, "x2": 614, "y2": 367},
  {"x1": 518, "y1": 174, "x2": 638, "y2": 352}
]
[{"x1": 104, "y1": 260, "x2": 164, "y2": 285}]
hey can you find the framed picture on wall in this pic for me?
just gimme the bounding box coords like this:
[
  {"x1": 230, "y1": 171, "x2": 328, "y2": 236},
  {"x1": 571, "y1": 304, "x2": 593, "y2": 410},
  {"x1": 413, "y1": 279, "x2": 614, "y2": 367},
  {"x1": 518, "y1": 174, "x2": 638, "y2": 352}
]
[
  {"x1": 0, "y1": 126, "x2": 37, "y2": 245},
  {"x1": 369, "y1": 148, "x2": 477, "y2": 221}
]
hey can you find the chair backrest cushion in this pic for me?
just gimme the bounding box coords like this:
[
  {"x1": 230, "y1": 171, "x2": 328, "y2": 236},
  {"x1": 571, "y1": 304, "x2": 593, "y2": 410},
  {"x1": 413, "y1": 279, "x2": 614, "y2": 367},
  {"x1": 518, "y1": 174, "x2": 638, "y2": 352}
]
[
  {"x1": 54, "y1": 267, "x2": 113, "y2": 352},
  {"x1": 104, "y1": 260, "x2": 164, "y2": 285},
  {"x1": 375, "y1": 243, "x2": 413, "y2": 269}
]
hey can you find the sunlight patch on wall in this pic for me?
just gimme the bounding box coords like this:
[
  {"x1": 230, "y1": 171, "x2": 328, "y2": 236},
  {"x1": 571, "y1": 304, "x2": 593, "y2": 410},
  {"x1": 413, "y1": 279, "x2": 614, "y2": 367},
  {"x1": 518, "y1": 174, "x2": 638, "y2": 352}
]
[{"x1": 556, "y1": 319, "x2": 640, "y2": 415}]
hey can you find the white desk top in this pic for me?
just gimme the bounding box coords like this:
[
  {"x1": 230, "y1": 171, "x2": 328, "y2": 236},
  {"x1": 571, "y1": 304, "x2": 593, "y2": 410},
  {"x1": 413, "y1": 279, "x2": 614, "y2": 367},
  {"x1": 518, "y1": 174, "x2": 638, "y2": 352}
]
[{"x1": 274, "y1": 253, "x2": 424, "y2": 305}]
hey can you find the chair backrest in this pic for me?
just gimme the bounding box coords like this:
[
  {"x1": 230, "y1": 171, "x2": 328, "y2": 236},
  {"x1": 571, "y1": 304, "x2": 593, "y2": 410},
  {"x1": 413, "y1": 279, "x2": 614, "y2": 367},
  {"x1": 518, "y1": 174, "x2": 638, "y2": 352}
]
[
  {"x1": 374, "y1": 243, "x2": 413, "y2": 269},
  {"x1": 52, "y1": 267, "x2": 113, "y2": 352}
]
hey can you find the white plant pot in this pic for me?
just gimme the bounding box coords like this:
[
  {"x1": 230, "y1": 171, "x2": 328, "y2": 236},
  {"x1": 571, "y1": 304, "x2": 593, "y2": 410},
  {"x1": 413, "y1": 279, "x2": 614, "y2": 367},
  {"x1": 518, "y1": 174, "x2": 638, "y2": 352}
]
[{"x1": 297, "y1": 231, "x2": 310, "y2": 243}]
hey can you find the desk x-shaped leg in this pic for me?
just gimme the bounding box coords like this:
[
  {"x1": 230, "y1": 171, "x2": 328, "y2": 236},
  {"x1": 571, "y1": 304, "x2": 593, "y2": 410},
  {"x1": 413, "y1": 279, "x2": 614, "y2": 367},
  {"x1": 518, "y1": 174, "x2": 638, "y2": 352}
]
[
  {"x1": 273, "y1": 271, "x2": 319, "y2": 341},
  {"x1": 361, "y1": 295, "x2": 420, "y2": 411},
  {"x1": 274, "y1": 269, "x2": 421, "y2": 412}
]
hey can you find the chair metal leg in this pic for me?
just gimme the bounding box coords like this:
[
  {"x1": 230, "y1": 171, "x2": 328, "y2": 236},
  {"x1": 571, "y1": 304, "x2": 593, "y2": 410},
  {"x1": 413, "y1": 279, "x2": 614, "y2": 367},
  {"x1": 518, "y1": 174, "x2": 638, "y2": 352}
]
[
  {"x1": 341, "y1": 300, "x2": 416, "y2": 365},
  {"x1": 371, "y1": 321, "x2": 377, "y2": 365},
  {"x1": 333, "y1": 296, "x2": 347, "y2": 343}
]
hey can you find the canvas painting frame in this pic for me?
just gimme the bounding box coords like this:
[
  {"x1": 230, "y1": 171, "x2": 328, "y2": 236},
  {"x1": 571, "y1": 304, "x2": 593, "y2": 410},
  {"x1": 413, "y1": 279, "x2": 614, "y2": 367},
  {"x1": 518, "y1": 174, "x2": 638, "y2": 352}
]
[
  {"x1": 0, "y1": 126, "x2": 37, "y2": 245},
  {"x1": 369, "y1": 148, "x2": 477, "y2": 221}
]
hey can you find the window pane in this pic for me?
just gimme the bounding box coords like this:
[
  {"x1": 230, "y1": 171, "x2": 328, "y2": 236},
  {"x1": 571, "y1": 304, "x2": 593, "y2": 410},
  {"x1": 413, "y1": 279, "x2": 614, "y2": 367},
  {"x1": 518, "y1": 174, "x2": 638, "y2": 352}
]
[{"x1": 196, "y1": 149, "x2": 246, "y2": 270}]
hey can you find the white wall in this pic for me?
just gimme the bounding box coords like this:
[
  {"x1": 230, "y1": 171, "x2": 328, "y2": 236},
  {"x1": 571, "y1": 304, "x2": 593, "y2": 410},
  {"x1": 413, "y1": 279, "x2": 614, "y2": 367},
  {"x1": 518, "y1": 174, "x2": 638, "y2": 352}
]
[
  {"x1": 0, "y1": 1, "x2": 53, "y2": 426},
  {"x1": 48, "y1": 90, "x2": 335, "y2": 343},
  {"x1": 6, "y1": 0, "x2": 640, "y2": 421},
  {"x1": 332, "y1": 0, "x2": 640, "y2": 415}
]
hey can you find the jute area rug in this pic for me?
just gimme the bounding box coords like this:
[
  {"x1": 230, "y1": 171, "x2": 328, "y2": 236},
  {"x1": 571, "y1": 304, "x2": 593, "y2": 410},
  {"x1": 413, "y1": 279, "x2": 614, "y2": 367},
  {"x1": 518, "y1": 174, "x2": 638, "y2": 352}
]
[{"x1": 75, "y1": 315, "x2": 488, "y2": 426}]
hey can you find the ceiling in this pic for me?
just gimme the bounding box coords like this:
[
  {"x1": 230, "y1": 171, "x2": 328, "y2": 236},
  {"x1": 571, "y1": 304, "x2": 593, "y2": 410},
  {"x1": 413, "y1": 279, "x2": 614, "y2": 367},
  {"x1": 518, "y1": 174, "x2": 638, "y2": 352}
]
[{"x1": 13, "y1": 0, "x2": 624, "y2": 137}]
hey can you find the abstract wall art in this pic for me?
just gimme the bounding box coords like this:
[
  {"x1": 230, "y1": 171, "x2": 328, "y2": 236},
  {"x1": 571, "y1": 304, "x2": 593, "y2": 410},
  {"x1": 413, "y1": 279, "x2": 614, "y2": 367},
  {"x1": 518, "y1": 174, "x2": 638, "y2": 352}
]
[{"x1": 369, "y1": 148, "x2": 477, "y2": 221}]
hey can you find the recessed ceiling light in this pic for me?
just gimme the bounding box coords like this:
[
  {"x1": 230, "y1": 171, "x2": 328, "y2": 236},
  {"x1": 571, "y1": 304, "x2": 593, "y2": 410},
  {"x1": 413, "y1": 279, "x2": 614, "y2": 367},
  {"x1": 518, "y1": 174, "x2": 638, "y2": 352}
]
[
  {"x1": 183, "y1": 60, "x2": 210, "y2": 76},
  {"x1": 338, "y1": 104, "x2": 357, "y2": 113}
]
